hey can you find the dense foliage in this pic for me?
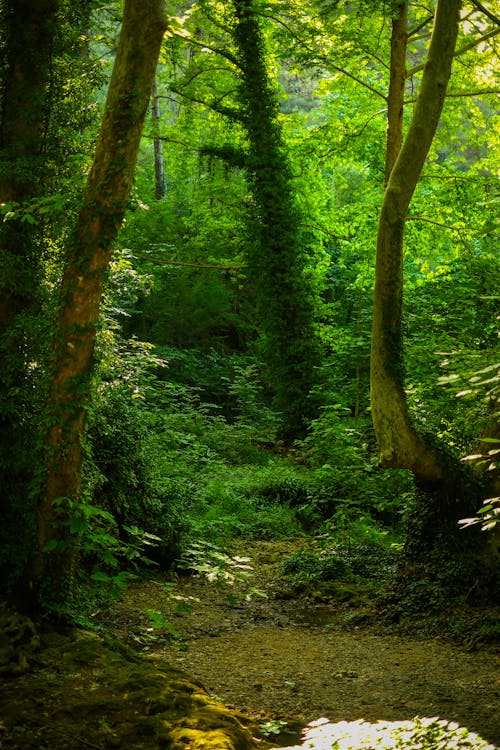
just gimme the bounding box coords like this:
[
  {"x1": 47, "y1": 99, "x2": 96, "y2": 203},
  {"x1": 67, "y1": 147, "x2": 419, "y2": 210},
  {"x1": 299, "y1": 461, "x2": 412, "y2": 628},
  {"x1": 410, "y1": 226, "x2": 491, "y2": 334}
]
[{"x1": 0, "y1": 0, "x2": 498, "y2": 628}]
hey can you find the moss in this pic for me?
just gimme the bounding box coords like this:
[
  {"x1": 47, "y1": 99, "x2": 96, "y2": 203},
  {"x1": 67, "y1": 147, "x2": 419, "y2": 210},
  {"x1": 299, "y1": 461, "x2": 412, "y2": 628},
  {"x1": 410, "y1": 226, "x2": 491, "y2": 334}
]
[
  {"x1": 170, "y1": 727, "x2": 249, "y2": 749},
  {"x1": 0, "y1": 628, "x2": 260, "y2": 749},
  {"x1": 0, "y1": 603, "x2": 40, "y2": 675}
]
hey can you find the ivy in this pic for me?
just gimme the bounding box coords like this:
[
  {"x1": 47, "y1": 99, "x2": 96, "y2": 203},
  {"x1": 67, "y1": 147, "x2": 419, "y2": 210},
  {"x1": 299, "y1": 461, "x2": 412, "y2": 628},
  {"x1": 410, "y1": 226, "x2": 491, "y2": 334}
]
[{"x1": 230, "y1": 0, "x2": 322, "y2": 439}]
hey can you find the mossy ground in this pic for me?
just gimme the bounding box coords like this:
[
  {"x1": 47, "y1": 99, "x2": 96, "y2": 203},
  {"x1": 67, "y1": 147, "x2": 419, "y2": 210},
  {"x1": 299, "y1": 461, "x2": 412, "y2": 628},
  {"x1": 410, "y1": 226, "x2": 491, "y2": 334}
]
[{"x1": 0, "y1": 626, "x2": 260, "y2": 749}]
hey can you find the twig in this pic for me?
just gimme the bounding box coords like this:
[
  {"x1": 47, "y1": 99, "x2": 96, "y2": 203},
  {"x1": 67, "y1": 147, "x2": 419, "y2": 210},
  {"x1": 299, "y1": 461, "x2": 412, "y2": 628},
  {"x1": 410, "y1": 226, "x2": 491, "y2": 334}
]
[{"x1": 124, "y1": 251, "x2": 246, "y2": 270}]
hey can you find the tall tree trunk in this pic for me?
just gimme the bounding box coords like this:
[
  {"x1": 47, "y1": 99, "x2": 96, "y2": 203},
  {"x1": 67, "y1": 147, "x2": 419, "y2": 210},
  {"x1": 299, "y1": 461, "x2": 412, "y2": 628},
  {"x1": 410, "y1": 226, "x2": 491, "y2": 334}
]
[
  {"x1": 231, "y1": 0, "x2": 321, "y2": 441},
  {"x1": 0, "y1": 0, "x2": 59, "y2": 204},
  {"x1": 0, "y1": 0, "x2": 60, "y2": 491},
  {"x1": 371, "y1": 0, "x2": 498, "y2": 599},
  {"x1": 30, "y1": 0, "x2": 167, "y2": 609},
  {"x1": 370, "y1": 0, "x2": 461, "y2": 481},
  {"x1": 0, "y1": 0, "x2": 64, "y2": 597},
  {"x1": 152, "y1": 77, "x2": 166, "y2": 199},
  {"x1": 384, "y1": 3, "x2": 407, "y2": 184}
]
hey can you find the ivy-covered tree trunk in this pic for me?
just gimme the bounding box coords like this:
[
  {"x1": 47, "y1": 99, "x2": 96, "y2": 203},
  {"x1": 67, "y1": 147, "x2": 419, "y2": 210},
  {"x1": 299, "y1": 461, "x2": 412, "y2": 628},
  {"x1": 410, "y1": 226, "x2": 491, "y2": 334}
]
[
  {"x1": 30, "y1": 0, "x2": 168, "y2": 609},
  {"x1": 231, "y1": 0, "x2": 321, "y2": 441},
  {"x1": 0, "y1": 0, "x2": 59, "y2": 316},
  {"x1": 0, "y1": 0, "x2": 61, "y2": 548}
]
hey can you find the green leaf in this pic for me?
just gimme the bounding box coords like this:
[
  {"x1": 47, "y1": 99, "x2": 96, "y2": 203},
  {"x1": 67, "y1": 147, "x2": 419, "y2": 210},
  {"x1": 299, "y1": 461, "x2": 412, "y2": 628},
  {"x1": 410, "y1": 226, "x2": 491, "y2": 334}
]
[
  {"x1": 69, "y1": 517, "x2": 87, "y2": 533},
  {"x1": 43, "y1": 539, "x2": 59, "y2": 552},
  {"x1": 91, "y1": 571, "x2": 112, "y2": 582}
]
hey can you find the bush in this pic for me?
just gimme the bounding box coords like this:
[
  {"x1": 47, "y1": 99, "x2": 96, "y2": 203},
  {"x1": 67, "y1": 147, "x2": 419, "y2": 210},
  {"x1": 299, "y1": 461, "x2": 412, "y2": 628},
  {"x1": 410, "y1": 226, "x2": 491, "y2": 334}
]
[
  {"x1": 85, "y1": 382, "x2": 189, "y2": 566},
  {"x1": 187, "y1": 468, "x2": 305, "y2": 544},
  {"x1": 280, "y1": 537, "x2": 399, "y2": 585},
  {"x1": 298, "y1": 414, "x2": 415, "y2": 526}
]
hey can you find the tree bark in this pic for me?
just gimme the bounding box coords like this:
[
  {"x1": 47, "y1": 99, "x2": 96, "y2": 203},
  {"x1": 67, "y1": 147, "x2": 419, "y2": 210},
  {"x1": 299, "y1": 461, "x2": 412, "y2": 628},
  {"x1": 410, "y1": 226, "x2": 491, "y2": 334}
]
[
  {"x1": 384, "y1": 3, "x2": 407, "y2": 184},
  {"x1": 370, "y1": 0, "x2": 461, "y2": 481},
  {"x1": 152, "y1": 77, "x2": 166, "y2": 199},
  {"x1": 30, "y1": 0, "x2": 168, "y2": 607}
]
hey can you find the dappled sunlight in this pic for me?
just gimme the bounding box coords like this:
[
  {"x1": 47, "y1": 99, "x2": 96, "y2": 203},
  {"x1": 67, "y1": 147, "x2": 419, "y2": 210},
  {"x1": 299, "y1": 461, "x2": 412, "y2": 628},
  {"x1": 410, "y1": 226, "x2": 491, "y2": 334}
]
[{"x1": 275, "y1": 716, "x2": 496, "y2": 750}]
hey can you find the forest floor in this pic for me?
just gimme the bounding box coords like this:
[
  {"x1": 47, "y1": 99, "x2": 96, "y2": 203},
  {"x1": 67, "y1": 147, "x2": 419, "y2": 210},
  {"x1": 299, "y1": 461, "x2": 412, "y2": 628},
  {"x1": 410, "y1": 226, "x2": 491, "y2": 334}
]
[
  {"x1": 96, "y1": 538, "x2": 500, "y2": 747},
  {"x1": 1, "y1": 538, "x2": 499, "y2": 749}
]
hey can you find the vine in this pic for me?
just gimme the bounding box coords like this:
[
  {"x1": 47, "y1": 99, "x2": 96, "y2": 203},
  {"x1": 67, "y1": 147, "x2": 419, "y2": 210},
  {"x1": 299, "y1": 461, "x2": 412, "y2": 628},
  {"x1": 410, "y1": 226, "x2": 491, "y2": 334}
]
[{"x1": 230, "y1": 0, "x2": 322, "y2": 441}]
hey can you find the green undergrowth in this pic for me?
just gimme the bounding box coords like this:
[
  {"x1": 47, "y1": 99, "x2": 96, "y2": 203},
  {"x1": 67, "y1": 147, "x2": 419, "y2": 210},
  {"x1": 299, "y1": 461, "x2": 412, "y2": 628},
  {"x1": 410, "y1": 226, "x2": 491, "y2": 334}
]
[
  {"x1": 280, "y1": 538, "x2": 400, "y2": 586},
  {"x1": 71, "y1": 344, "x2": 420, "y2": 622},
  {"x1": 276, "y1": 523, "x2": 401, "y2": 609}
]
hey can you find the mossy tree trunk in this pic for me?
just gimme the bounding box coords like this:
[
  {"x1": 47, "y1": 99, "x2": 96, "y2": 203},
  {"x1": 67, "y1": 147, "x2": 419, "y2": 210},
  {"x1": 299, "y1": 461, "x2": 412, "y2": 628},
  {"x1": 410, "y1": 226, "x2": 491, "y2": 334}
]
[
  {"x1": 231, "y1": 0, "x2": 322, "y2": 442},
  {"x1": 371, "y1": 0, "x2": 460, "y2": 481},
  {"x1": 30, "y1": 0, "x2": 168, "y2": 609},
  {"x1": 371, "y1": 0, "x2": 498, "y2": 593},
  {"x1": 384, "y1": 3, "x2": 407, "y2": 185}
]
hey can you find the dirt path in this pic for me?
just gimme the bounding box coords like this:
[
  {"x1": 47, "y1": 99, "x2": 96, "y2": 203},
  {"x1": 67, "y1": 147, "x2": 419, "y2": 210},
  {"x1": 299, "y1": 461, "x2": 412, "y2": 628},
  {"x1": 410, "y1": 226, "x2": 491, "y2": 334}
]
[{"x1": 98, "y1": 539, "x2": 500, "y2": 746}]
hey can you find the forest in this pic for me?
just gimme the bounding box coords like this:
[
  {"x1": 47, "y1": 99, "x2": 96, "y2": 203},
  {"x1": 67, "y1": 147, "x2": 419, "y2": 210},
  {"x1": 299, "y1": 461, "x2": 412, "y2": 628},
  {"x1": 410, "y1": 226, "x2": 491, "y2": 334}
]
[{"x1": 0, "y1": 0, "x2": 499, "y2": 748}]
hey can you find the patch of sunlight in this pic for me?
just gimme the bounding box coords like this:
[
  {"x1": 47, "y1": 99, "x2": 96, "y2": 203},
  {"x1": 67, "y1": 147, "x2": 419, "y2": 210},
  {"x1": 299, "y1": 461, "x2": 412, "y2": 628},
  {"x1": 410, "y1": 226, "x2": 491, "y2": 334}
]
[{"x1": 274, "y1": 716, "x2": 496, "y2": 750}]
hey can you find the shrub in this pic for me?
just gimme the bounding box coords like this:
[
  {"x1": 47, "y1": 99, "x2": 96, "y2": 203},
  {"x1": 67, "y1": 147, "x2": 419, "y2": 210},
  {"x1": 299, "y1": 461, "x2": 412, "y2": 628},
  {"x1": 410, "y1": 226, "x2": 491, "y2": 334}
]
[
  {"x1": 298, "y1": 414, "x2": 415, "y2": 526},
  {"x1": 280, "y1": 538, "x2": 399, "y2": 585},
  {"x1": 85, "y1": 382, "x2": 189, "y2": 566}
]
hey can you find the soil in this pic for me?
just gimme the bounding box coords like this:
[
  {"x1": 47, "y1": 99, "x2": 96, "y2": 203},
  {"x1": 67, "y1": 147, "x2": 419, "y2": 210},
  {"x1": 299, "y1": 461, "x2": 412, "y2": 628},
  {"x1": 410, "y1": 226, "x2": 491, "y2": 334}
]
[
  {"x1": 1, "y1": 538, "x2": 499, "y2": 749},
  {"x1": 96, "y1": 538, "x2": 500, "y2": 746}
]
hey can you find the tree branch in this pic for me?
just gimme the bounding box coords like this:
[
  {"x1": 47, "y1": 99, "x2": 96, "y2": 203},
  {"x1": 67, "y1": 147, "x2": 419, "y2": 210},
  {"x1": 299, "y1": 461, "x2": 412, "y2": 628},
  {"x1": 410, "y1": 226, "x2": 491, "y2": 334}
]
[
  {"x1": 327, "y1": 63, "x2": 388, "y2": 101},
  {"x1": 404, "y1": 87, "x2": 499, "y2": 103},
  {"x1": 408, "y1": 14, "x2": 434, "y2": 38},
  {"x1": 408, "y1": 215, "x2": 497, "y2": 243},
  {"x1": 470, "y1": 0, "x2": 500, "y2": 26},
  {"x1": 142, "y1": 133, "x2": 202, "y2": 150},
  {"x1": 407, "y1": 26, "x2": 500, "y2": 77},
  {"x1": 168, "y1": 84, "x2": 244, "y2": 121},
  {"x1": 421, "y1": 173, "x2": 495, "y2": 182},
  {"x1": 183, "y1": 36, "x2": 240, "y2": 69},
  {"x1": 172, "y1": 64, "x2": 235, "y2": 90},
  {"x1": 256, "y1": 10, "x2": 387, "y2": 101},
  {"x1": 444, "y1": 87, "x2": 499, "y2": 97},
  {"x1": 124, "y1": 251, "x2": 246, "y2": 270}
]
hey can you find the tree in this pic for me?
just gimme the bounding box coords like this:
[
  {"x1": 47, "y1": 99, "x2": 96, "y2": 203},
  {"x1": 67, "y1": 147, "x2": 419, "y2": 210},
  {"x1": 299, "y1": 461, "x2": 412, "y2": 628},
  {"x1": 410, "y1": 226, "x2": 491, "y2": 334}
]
[
  {"x1": 370, "y1": 0, "x2": 499, "y2": 593},
  {"x1": 0, "y1": 0, "x2": 61, "y2": 518},
  {"x1": 230, "y1": 0, "x2": 322, "y2": 440},
  {"x1": 29, "y1": 0, "x2": 168, "y2": 609},
  {"x1": 0, "y1": 0, "x2": 60, "y2": 326},
  {"x1": 151, "y1": 76, "x2": 166, "y2": 199},
  {"x1": 271, "y1": 0, "x2": 497, "y2": 583},
  {"x1": 0, "y1": 0, "x2": 100, "y2": 594},
  {"x1": 140, "y1": 0, "x2": 323, "y2": 439}
]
